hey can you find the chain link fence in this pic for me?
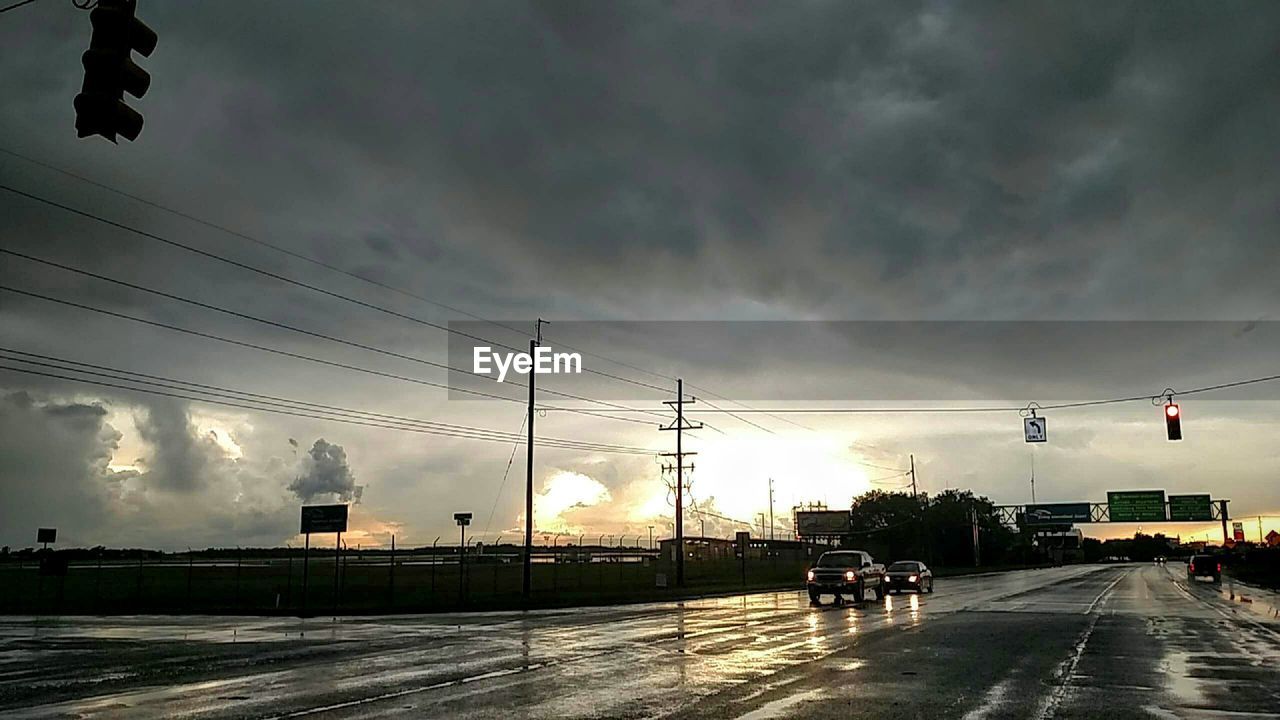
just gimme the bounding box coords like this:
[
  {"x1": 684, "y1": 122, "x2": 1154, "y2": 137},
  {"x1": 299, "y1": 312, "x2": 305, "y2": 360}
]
[{"x1": 0, "y1": 542, "x2": 817, "y2": 615}]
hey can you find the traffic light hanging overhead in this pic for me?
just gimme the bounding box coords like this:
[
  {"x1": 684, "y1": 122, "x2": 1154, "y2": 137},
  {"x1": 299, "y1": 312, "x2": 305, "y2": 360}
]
[
  {"x1": 1165, "y1": 401, "x2": 1182, "y2": 441},
  {"x1": 74, "y1": 0, "x2": 157, "y2": 143}
]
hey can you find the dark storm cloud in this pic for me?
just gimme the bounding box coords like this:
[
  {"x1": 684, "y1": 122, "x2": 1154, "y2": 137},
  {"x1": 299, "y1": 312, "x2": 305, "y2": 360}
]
[
  {"x1": 0, "y1": 391, "x2": 116, "y2": 545},
  {"x1": 5, "y1": 0, "x2": 1280, "y2": 326}
]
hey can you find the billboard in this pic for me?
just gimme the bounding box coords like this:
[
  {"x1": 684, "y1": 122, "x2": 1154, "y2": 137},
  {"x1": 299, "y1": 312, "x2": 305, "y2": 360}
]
[
  {"x1": 36, "y1": 528, "x2": 56, "y2": 544},
  {"x1": 300, "y1": 504, "x2": 348, "y2": 534},
  {"x1": 1168, "y1": 494, "x2": 1213, "y2": 521},
  {"x1": 795, "y1": 511, "x2": 851, "y2": 536},
  {"x1": 1024, "y1": 503, "x2": 1091, "y2": 525},
  {"x1": 1108, "y1": 490, "x2": 1167, "y2": 522}
]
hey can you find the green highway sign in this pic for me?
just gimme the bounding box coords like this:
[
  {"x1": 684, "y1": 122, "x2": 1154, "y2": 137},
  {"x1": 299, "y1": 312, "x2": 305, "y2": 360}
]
[
  {"x1": 1168, "y1": 494, "x2": 1213, "y2": 521},
  {"x1": 1108, "y1": 490, "x2": 1167, "y2": 522}
]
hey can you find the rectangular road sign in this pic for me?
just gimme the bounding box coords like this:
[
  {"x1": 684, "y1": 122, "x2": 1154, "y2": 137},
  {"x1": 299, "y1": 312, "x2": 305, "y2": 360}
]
[
  {"x1": 454, "y1": 512, "x2": 473, "y2": 526},
  {"x1": 36, "y1": 528, "x2": 56, "y2": 544},
  {"x1": 1024, "y1": 503, "x2": 1091, "y2": 525},
  {"x1": 1168, "y1": 494, "x2": 1213, "y2": 521},
  {"x1": 1107, "y1": 490, "x2": 1167, "y2": 522},
  {"x1": 1024, "y1": 416, "x2": 1047, "y2": 442},
  {"x1": 300, "y1": 504, "x2": 348, "y2": 534},
  {"x1": 1233, "y1": 522, "x2": 1245, "y2": 542},
  {"x1": 795, "y1": 511, "x2": 851, "y2": 536}
]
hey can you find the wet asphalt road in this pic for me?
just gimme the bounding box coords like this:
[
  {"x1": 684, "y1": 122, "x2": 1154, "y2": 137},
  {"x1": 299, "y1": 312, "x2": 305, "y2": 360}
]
[{"x1": 1, "y1": 564, "x2": 1277, "y2": 719}]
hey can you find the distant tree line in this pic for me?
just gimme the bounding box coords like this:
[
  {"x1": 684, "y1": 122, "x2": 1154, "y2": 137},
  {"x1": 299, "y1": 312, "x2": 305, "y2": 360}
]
[{"x1": 843, "y1": 489, "x2": 1024, "y2": 567}]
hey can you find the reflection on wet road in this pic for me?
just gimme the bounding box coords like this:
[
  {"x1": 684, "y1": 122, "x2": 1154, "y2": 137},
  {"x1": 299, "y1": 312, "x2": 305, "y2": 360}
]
[{"x1": 0, "y1": 564, "x2": 1276, "y2": 718}]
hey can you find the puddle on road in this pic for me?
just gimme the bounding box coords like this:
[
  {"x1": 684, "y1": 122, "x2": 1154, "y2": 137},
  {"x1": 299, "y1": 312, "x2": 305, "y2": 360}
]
[
  {"x1": 734, "y1": 687, "x2": 825, "y2": 720},
  {"x1": 1218, "y1": 580, "x2": 1280, "y2": 622},
  {"x1": 1160, "y1": 649, "x2": 1206, "y2": 707}
]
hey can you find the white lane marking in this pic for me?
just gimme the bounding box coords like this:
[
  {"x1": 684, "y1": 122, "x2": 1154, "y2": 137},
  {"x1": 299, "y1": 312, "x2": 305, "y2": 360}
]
[
  {"x1": 1084, "y1": 569, "x2": 1128, "y2": 615},
  {"x1": 1034, "y1": 613, "x2": 1100, "y2": 720},
  {"x1": 1032, "y1": 568, "x2": 1129, "y2": 720},
  {"x1": 961, "y1": 676, "x2": 1017, "y2": 720}
]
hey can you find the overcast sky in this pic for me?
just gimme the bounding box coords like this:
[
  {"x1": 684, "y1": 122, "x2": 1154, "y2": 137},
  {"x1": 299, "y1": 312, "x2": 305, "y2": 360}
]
[{"x1": 2, "y1": 1, "x2": 1278, "y2": 550}]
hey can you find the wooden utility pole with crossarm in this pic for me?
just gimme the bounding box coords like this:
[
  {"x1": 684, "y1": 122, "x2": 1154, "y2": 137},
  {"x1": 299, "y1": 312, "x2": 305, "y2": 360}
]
[{"x1": 660, "y1": 378, "x2": 701, "y2": 588}]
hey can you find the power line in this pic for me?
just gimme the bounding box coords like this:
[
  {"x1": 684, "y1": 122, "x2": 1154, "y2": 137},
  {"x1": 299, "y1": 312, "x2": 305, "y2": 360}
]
[
  {"x1": 11, "y1": 168, "x2": 1277, "y2": 430},
  {"x1": 482, "y1": 414, "x2": 527, "y2": 540},
  {"x1": 0, "y1": 363, "x2": 656, "y2": 455},
  {"x1": 697, "y1": 396, "x2": 775, "y2": 434},
  {"x1": 0, "y1": 157, "x2": 803, "y2": 430},
  {"x1": 0, "y1": 0, "x2": 41, "y2": 14},
  {"x1": 685, "y1": 382, "x2": 813, "y2": 432},
  {"x1": 0, "y1": 180, "x2": 672, "y2": 396},
  {"x1": 0, "y1": 285, "x2": 657, "y2": 426},
  {"x1": 1, "y1": 247, "x2": 669, "y2": 419},
  {"x1": 542, "y1": 371, "x2": 1280, "y2": 415},
  {"x1": 866, "y1": 471, "x2": 912, "y2": 484},
  {"x1": 855, "y1": 461, "x2": 913, "y2": 473},
  {"x1": 0, "y1": 152, "x2": 770, "y2": 407},
  {"x1": 0, "y1": 349, "x2": 651, "y2": 454},
  {"x1": 2, "y1": 148, "x2": 681, "y2": 395},
  {"x1": 0, "y1": 352, "x2": 653, "y2": 453}
]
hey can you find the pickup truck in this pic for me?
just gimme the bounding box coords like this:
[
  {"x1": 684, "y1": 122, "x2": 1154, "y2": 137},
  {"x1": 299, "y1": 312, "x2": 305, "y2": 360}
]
[
  {"x1": 1187, "y1": 554, "x2": 1221, "y2": 583},
  {"x1": 806, "y1": 549, "x2": 886, "y2": 604}
]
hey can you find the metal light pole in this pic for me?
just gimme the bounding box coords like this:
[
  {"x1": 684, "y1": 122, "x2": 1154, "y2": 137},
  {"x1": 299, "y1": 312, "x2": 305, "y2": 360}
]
[{"x1": 455, "y1": 513, "x2": 472, "y2": 604}]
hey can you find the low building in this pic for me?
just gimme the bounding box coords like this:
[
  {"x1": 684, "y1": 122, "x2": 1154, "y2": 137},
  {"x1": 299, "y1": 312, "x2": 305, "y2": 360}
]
[
  {"x1": 658, "y1": 536, "x2": 735, "y2": 562},
  {"x1": 658, "y1": 536, "x2": 820, "y2": 563}
]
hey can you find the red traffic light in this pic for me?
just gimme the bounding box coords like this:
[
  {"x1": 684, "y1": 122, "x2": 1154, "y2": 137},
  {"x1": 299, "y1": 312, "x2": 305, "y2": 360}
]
[{"x1": 1165, "y1": 402, "x2": 1182, "y2": 440}]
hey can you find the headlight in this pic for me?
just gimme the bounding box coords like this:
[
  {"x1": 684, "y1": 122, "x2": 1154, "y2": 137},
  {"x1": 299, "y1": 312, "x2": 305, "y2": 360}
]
[
  {"x1": 807, "y1": 570, "x2": 815, "y2": 581},
  {"x1": 845, "y1": 570, "x2": 856, "y2": 581},
  {"x1": 908, "y1": 575, "x2": 918, "y2": 582}
]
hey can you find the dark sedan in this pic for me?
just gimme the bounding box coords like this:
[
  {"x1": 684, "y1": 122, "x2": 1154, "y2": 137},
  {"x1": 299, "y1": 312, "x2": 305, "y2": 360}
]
[{"x1": 884, "y1": 560, "x2": 933, "y2": 594}]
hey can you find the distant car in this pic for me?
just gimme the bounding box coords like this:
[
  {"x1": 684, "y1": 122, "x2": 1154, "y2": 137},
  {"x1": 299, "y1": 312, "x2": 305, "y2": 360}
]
[
  {"x1": 806, "y1": 550, "x2": 886, "y2": 604},
  {"x1": 1154, "y1": 556, "x2": 1167, "y2": 565},
  {"x1": 1187, "y1": 554, "x2": 1221, "y2": 583},
  {"x1": 884, "y1": 560, "x2": 933, "y2": 594}
]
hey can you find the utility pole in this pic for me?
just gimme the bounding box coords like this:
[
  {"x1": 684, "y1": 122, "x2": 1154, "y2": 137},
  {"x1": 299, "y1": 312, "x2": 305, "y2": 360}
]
[
  {"x1": 660, "y1": 378, "x2": 701, "y2": 588},
  {"x1": 910, "y1": 454, "x2": 918, "y2": 498},
  {"x1": 648, "y1": 525, "x2": 654, "y2": 550},
  {"x1": 1029, "y1": 450, "x2": 1036, "y2": 504},
  {"x1": 971, "y1": 507, "x2": 981, "y2": 567},
  {"x1": 523, "y1": 318, "x2": 547, "y2": 601},
  {"x1": 911, "y1": 454, "x2": 928, "y2": 562},
  {"x1": 768, "y1": 478, "x2": 775, "y2": 541}
]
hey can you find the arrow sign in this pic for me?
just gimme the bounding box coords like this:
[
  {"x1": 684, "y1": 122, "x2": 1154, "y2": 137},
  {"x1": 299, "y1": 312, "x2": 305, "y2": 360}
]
[{"x1": 1024, "y1": 416, "x2": 1047, "y2": 443}]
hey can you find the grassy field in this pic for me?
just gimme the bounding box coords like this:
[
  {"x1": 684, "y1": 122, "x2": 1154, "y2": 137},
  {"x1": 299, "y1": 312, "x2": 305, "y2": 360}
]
[{"x1": 0, "y1": 555, "x2": 812, "y2": 615}]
